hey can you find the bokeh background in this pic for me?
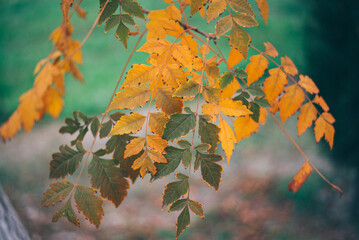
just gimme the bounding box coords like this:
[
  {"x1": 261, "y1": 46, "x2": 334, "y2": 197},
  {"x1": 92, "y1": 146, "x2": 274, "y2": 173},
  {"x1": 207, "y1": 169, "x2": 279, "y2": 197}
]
[{"x1": 0, "y1": 0, "x2": 358, "y2": 239}]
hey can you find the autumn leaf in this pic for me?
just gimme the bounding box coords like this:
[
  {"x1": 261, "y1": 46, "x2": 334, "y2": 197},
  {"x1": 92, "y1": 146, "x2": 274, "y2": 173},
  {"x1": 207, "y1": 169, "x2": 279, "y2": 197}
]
[
  {"x1": 173, "y1": 80, "x2": 199, "y2": 97},
  {"x1": 313, "y1": 95, "x2": 329, "y2": 112},
  {"x1": 106, "y1": 134, "x2": 134, "y2": 164},
  {"x1": 227, "y1": 0, "x2": 254, "y2": 16},
  {"x1": 148, "y1": 149, "x2": 168, "y2": 163},
  {"x1": 147, "y1": 135, "x2": 167, "y2": 152},
  {"x1": 215, "y1": 15, "x2": 233, "y2": 37},
  {"x1": 314, "y1": 114, "x2": 335, "y2": 149},
  {"x1": 198, "y1": 115, "x2": 220, "y2": 153},
  {"x1": 227, "y1": 48, "x2": 243, "y2": 69},
  {"x1": 132, "y1": 150, "x2": 156, "y2": 177},
  {"x1": 234, "y1": 116, "x2": 259, "y2": 143},
  {"x1": 155, "y1": 87, "x2": 184, "y2": 115},
  {"x1": 41, "y1": 180, "x2": 74, "y2": 208},
  {"x1": 229, "y1": 23, "x2": 251, "y2": 59},
  {"x1": 149, "y1": 112, "x2": 169, "y2": 135},
  {"x1": 123, "y1": 64, "x2": 158, "y2": 87},
  {"x1": 207, "y1": 0, "x2": 227, "y2": 23},
  {"x1": 245, "y1": 54, "x2": 269, "y2": 85},
  {"x1": 278, "y1": 84, "x2": 305, "y2": 123},
  {"x1": 190, "y1": 0, "x2": 208, "y2": 16},
  {"x1": 263, "y1": 42, "x2": 278, "y2": 57},
  {"x1": 218, "y1": 116, "x2": 236, "y2": 164},
  {"x1": 0, "y1": 110, "x2": 22, "y2": 141},
  {"x1": 124, "y1": 137, "x2": 145, "y2": 159},
  {"x1": 219, "y1": 99, "x2": 252, "y2": 117},
  {"x1": 74, "y1": 185, "x2": 104, "y2": 228},
  {"x1": 281, "y1": 56, "x2": 298, "y2": 76},
  {"x1": 42, "y1": 87, "x2": 64, "y2": 118},
  {"x1": 255, "y1": 0, "x2": 269, "y2": 23},
  {"x1": 288, "y1": 161, "x2": 313, "y2": 194},
  {"x1": 232, "y1": 13, "x2": 259, "y2": 27},
  {"x1": 108, "y1": 86, "x2": 151, "y2": 111},
  {"x1": 108, "y1": 112, "x2": 146, "y2": 136},
  {"x1": 298, "y1": 75, "x2": 319, "y2": 94},
  {"x1": 263, "y1": 68, "x2": 288, "y2": 104},
  {"x1": 297, "y1": 102, "x2": 317, "y2": 136},
  {"x1": 202, "y1": 85, "x2": 221, "y2": 104},
  {"x1": 88, "y1": 155, "x2": 130, "y2": 207}
]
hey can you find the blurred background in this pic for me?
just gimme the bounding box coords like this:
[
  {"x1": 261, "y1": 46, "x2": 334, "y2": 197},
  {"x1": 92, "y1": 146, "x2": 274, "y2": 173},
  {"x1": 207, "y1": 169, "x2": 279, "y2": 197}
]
[{"x1": 0, "y1": 0, "x2": 358, "y2": 239}]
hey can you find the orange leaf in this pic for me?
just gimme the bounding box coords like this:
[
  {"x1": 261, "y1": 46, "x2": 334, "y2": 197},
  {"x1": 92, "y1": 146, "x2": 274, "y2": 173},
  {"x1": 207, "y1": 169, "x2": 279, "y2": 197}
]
[
  {"x1": 281, "y1": 56, "x2": 298, "y2": 76},
  {"x1": 263, "y1": 68, "x2": 288, "y2": 104},
  {"x1": 278, "y1": 84, "x2": 305, "y2": 123},
  {"x1": 123, "y1": 64, "x2": 158, "y2": 87},
  {"x1": 124, "y1": 138, "x2": 146, "y2": 158},
  {"x1": 314, "y1": 114, "x2": 335, "y2": 149},
  {"x1": 298, "y1": 75, "x2": 319, "y2": 94},
  {"x1": 108, "y1": 86, "x2": 151, "y2": 111},
  {"x1": 0, "y1": 110, "x2": 22, "y2": 141},
  {"x1": 221, "y1": 79, "x2": 241, "y2": 100},
  {"x1": 263, "y1": 42, "x2": 278, "y2": 58},
  {"x1": 149, "y1": 112, "x2": 169, "y2": 135},
  {"x1": 42, "y1": 87, "x2": 64, "y2": 118},
  {"x1": 132, "y1": 151, "x2": 157, "y2": 177},
  {"x1": 288, "y1": 161, "x2": 312, "y2": 194},
  {"x1": 154, "y1": 87, "x2": 183, "y2": 115},
  {"x1": 313, "y1": 95, "x2": 329, "y2": 112},
  {"x1": 227, "y1": 48, "x2": 243, "y2": 69},
  {"x1": 18, "y1": 89, "x2": 43, "y2": 133},
  {"x1": 245, "y1": 54, "x2": 269, "y2": 85},
  {"x1": 109, "y1": 112, "x2": 146, "y2": 136},
  {"x1": 218, "y1": 99, "x2": 252, "y2": 117},
  {"x1": 147, "y1": 135, "x2": 168, "y2": 152},
  {"x1": 234, "y1": 116, "x2": 259, "y2": 143},
  {"x1": 218, "y1": 116, "x2": 236, "y2": 164},
  {"x1": 297, "y1": 102, "x2": 317, "y2": 136},
  {"x1": 255, "y1": 0, "x2": 269, "y2": 24}
]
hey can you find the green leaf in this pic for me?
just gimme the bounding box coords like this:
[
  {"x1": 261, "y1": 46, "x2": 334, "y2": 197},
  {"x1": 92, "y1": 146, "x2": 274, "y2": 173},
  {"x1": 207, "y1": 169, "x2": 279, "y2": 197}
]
[
  {"x1": 246, "y1": 83, "x2": 266, "y2": 97},
  {"x1": 120, "y1": 14, "x2": 136, "y2": 25},
  {"x1": 173, "y1": 80, "x2": 199, "y2": 97},
  {"x1": 169, "y1": 199, "x2": 188, "y2": 212},
  {"x1": 229, "y1": 23, "x2": 251, "y2": 60},
  {"x1": 254, "y1": 97, "x2": 271, "y2": 107},
  {"x1": 74, "y1": 185, "x2": 104, "y2": 228},
  {"x1": 234, "y1": 68, "x2": 248, "y2": 79},
  {"x1": 110, "y1": 112, "x2": 125, "y2": 121},
  {"x1": 98, "y1": 0, "x2": 119, "y2": 26},
  {"x1": 181, "y1": 149, "x2": 192, "y2": 168},
  {"x1": 50, "y1": 145, "x2": 85, "y2": 179},
  {"x1": 52, "y1": 199, "x2": 79, "y2": 227},
  {"x1": 250, "y1": 102, "x2": 260, "y2": 122},
  {"x1": 162, "y1": 176, "x2": 189, "y2": 208},
  {"x1": 162, "y1": 113, "x2": 196, "y2": 141},
  {"x1": 94, "y1": 149, "x2": 107, "y2": 156},
  {"x1": 100, "y1": 120, "x2": 112, "y2": 138},
  {"x1": 116, "y1": 21, "x2": 130, "y2": 50},
  {"x1": 88, "y1": 155, "x2": 130, "y2": 207},
  {"x1": 41, "y1": 180, "x2": 74, "y2": 208},
  {"x1": 121, "y1": 0, "x2": 145, "y2": 19},
  {"x1": 220, "y1": 72, "x2": 234, "y2": 89},
  {"x1": 188, "y1": 199, "x2": 204, "y2": 218},
  {"x1": 227, "y1": 0, "x2": 255, "y2": 16},
  {"x1": 120, "y1": 150, "x2": 142, "y2": 183},
  {"x1": 176, "y1": 205, "x2": 190, "y2": 238},
  {"x1": 197, "y1": 152, "x2": 223, "y2": 191},
  {"x1": 198, "y1": 115, "x2": 220, "y2": 153},
  {"x1": 215, "y1": 15, "x2": 233, "y2": 37},
  {"x1": 152, "y1": 146, "x2": 185, "y2": 180},
  {"x1": 105, "y1": 15, "x2": 120, "y2": 32},
  {"x1": 233, "y1": 91, "x2": 249, "y2": 106},
  {"x1": 195, "y1": 143, "x2": 210, "y2": 153},
  {"x1": 106, "y1": 134, "x2": 134, "y2": 164},
  {"x1": 177, "y1": 140, "x2": 191, "y2": 149},
  {"x1": 91, "y1": 117, "x2": 100, "y2": 137}
]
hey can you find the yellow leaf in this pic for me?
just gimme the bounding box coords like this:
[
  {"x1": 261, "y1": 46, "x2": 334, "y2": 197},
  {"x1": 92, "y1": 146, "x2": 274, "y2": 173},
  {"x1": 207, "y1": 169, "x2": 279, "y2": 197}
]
[
  {"x1": 203, "y1": 85, "x2": 221, "y2": 104},
  {"x1": 288, "y1": 161, "x2": 312, "y2": 194},
  {"x1": 314, "y1": 115, "x2": 335, "y2": 149},
  {"x1": 42, "y1": 87, "x2": 64, "y2": 118},
  {"x1": 205, "y1": 62, "x2": 220, "y2": 83},
  {"x1": 147, "y1": 135, "x2": 168, "y2": 152},
  {"x1": 297, "y1": 102, "x2": 317, "y2": 136},
  {"x1": 180, "y1": 35, "x2": 199, "y2": 56},
  {"x1": 34, "y1": 63, "x2": 58, "y2": 96},
  {"x1": 245, "y1": 54, "x2": 269, "y2": 85},
  {"x1": 206, "y1": 0, "x2": 226, "y2": 23},
  {"x1": 227, "y1": 48, "x2": 243, "y2": 69},
  {"x1": 278, "y1": 84, "x2": 305, "y2": 123},
  {"x1": 170, "y1": 44, "x2": 196, "y2": 71},
  {"x1": 202, "y1": 103, "x2": 219, "y2": 122},
  {"x1": 221, "y1": 79, "x2": 241, "y2": 100},
  {"x1": 0, "y1": 110, "x2": 22, "y2": 141},
  {"x1": 162, "y1": 64, "x2": 186, "y2": 88},
  {"x1": 263, "y1": 68, "x2": 288, "y2": 104},
  {"x1": 18, "y1": 89, "x2": 43, "y2": 133},
  {"x1": 219, "y1": 116, "x2": 235, "y2": 164},
  {"x1": 298, "y1": 75, "x2": 319, "y2": 94},
  {"x1": 313, "y1": 95, "x2": 329, "y2": 112},
  {"x1": 69, "y1": 61, "x2": 84, "y2": 82},
  {"x1": 269, "y1": 98, "x2": 279, "y2": 114},
  {"x1": 146, "y1": 21, "x2": 167, "y2": 40},
  {"x1": 234, "y1": 116, "x2": 259, "y2": 143},
  {"x1": 67, "y1": 40, "x2": 83, "y2": 64},
  {"x1": 132, "y1": 151, "x2": 157, "y2": 177},
  {"x1": 281, "y1": 56, "x2": 298, "y2": 76},
  {"x1": 263, "y1": 42, "x2": 278, "y2": 58},
  {"x1": 124, "y1": 138, "x2": 146, "y2": 158},
  {"x1": 34, "y1": 58, "x2": 48, "y2": 75},
  {"x1": 148, "y1": 149, "x2": 167, "y2": 163},
  {"x1": 149, "y1": 112, "x2": 169, "y2": 135},
  {"x1": 259, "y1": 107, "x2": 267, "y2": 124},
  {"x1": 137, "y1": 39, "x2": 171, "y2": 55},
  {"x1": 218, "y1": 99, "x2": 252, "y2": 117},
  {"x1": 154, "y1": 87, "x2": 183, "y2": 115},
  {"x1": 109, "y1": 112, "x2": 146, "y2": 136},
  {"x1": 165, "y1": 4, "x2": 182, "y2": 21},
  {"x1": 108, "y1": 86, "x2": 151, "y2": 112},
  {"x1": 254, "y1": 0, "x2": 269, "y2": 24},
  {"x1": 123, "y1": 64, "x2": 158, "y2": 87}
]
